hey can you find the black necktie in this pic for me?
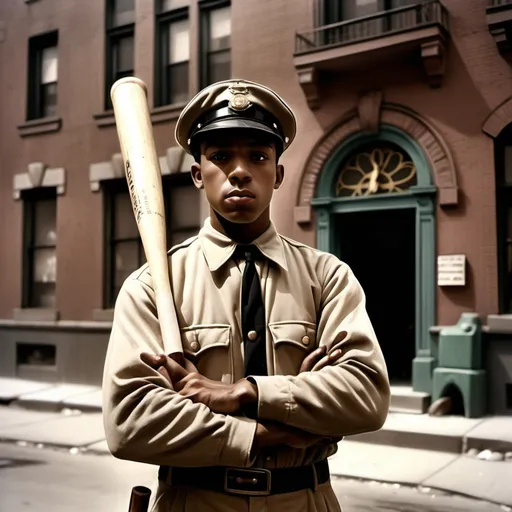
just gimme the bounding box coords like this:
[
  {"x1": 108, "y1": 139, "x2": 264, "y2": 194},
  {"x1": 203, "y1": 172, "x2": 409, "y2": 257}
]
[{"x1": 234, "y1": 245, "x2": 268, "y2": 377}]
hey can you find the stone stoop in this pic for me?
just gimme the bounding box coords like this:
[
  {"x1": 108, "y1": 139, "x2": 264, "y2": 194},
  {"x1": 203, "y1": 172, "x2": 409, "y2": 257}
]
[{"x1": 389, "y1": 385, "x2": 431, "y2": 414}]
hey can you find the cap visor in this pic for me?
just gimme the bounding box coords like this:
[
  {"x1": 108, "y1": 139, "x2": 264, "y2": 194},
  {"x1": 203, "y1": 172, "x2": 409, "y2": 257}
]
[{"x1": 193, "y1": 118, "x2": 282, "y2": 141}]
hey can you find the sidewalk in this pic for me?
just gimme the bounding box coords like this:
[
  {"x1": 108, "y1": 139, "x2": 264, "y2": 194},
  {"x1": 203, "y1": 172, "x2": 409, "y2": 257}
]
[{"x1": 1, "y1": 377, "x2": 512, "y2": 507}]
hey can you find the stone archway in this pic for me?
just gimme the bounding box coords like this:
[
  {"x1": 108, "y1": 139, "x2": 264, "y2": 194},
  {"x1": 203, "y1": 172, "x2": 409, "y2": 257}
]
[
  {"x1": 482, "y1": 95, "x2": 512, "y2": 138},
  {"x1": 294, "y1": 93, "x2": 459, "y2": 225}
]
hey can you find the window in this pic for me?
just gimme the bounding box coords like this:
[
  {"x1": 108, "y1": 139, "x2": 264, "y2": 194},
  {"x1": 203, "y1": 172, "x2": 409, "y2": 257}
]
[
  {"x1": 104, "y1": 174, "x2": 200, "y2": 307},
  {"x1": 496, "y1": 124, "x2": 512, "y2": 314},
  {"x1": 318, "y1": 0, "x2": 421, "y2": 25},
  {"x1": 106, "y1": 0, "x2": 135, "y2": 110},
  {"x1": 27, "y1": 31, "x2": 58, "y2": 120},
  {"x1": 104, "y1": 180, "x2": 144, "y2": 307},
  {"x1": 163, "y1": 174, "x2": 201, "y2": 246},
  {"x1": 200, "y1": 1, "x2": 231, "y2": 88},
  {"x1": 335, "y1": 141, "x2": 417, "y2": 197},
  {"x1": 22, "y1": 190, "x2": 57, "y2": 309},
  {"x1": 155, "y1": 2, "x2": 190, "y2": 106}
]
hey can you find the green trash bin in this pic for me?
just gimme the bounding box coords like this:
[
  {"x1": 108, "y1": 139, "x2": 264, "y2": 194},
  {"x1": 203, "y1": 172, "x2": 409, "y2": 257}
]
[{"x1": 431, "y1": 313, "x2": 487, "y2": 418}]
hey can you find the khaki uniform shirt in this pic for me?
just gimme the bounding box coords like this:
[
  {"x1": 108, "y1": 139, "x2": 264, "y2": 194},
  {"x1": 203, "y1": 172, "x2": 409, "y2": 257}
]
[{"x1": 102, "y1": 218, "x2": 390, "y2": 512}]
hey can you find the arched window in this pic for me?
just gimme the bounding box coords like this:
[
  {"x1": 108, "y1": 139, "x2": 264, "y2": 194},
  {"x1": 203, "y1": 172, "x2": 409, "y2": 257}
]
[
  {"x1": 335, "y1": 141, "x2": 418, "y2": 198},
  {"x1": 496, "y1": 124, "x2": 512, "y2": 313}
]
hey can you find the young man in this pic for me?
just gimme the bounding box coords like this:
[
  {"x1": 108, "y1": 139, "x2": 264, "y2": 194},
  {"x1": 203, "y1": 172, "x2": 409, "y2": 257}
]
[{"x1": 102, "y1": 79, "x2": 390, "y2": 511}]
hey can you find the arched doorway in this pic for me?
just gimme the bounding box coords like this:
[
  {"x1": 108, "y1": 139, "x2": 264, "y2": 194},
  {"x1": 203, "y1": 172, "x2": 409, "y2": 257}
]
[{"x1": 312, "y1": 126, "x2": 436, "y2": 390}]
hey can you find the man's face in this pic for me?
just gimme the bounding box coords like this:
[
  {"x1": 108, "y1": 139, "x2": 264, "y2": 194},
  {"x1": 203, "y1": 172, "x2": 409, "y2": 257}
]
[{"x1": 190, "y1": 132, "x2": 284, "y2": 225}]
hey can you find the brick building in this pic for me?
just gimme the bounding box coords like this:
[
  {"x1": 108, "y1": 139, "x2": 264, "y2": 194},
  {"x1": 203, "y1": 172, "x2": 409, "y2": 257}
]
[{"x1": 0, "y1": 0, "x2": 511, "y2": 416}]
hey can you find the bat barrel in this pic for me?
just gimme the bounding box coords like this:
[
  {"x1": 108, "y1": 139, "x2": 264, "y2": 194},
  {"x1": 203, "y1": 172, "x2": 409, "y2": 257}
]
[
  {"x1": 110, "y1": 76, "x2": 184, "y2": 360},
  {"x1": 111, "y1": 76, "x2": 148, "y2": 99}
]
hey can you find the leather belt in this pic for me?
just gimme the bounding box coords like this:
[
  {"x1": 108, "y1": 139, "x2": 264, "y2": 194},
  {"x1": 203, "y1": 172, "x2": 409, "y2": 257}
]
[{"x1": 158, "y1": 459, "x2": 330, "y2": 496}]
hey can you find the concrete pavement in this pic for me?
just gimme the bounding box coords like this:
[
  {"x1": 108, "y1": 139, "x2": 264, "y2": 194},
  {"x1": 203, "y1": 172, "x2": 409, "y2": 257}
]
[
  {"x1": 1, "y1": 377, "x2": 512, "y2": 507},
  {"x1": 1, "y1": 444, "x2": 504, "y2": 512}
]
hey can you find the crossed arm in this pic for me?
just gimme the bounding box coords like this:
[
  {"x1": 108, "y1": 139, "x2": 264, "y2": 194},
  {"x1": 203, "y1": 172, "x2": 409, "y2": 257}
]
[
  {"x1": 102, "y1": 261, "x2": 390, "y2": 468},
  {"x1": 140, "y1": 344, "x2": 343, "y2": 453}
]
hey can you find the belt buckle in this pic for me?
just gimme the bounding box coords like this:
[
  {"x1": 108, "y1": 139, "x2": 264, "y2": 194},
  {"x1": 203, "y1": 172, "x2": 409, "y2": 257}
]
[{"x1": 224, "y1": 468, "x2": 271, "y2": 496}]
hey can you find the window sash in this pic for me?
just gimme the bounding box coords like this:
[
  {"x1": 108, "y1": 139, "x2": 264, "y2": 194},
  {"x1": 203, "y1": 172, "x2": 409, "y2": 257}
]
[
  {"x1": 105, "y1": 177, "x2": 201, "y2": 307},
  {"x1": 113, "y1": 34, "x2": 134, "y2": 74},
  {"x1": 105, "y1": 26, "x2": 134, "y2": 109},
  {"x1": 206, "y1": 48, "x2": 231, "y2": 84},
  {"x1": 28, "y1": 33, "x2": 58, "y2": 120},
  {"x1": 156, "y1": 11, "x2": 190, "y2": 106},
  {"x1": 166, "y1": 61, "x2": 189, "y2": 105},
  {"x1": 209, "y1": 6, "x2": 231, "y2": 50},
  {"x1": 110, "y1": 0, "x2": 135, "y2": 27},
  {"x1": 41, "y1": 46, "x2": 58, "y2": 84},
  {"x1": 169, "y1": 18, "x2": 190, "y2": 63},
  {"x1": 160, "y1": 0, "x2": 189, "y2": 13},
  {"x1": 200, "y1": 3, "x2": 232, "y2": 87},
  {"x1": 23, "y1": 193, "x2": 57, "y2": 308}
]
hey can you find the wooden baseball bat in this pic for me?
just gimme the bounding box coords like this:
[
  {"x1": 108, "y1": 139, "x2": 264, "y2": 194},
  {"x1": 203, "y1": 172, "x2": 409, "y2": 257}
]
[
  {"x1": 110, "y1": 77, "x2": 184, "y2": 363},
  {"x1": 128, "y1": 486, "x2": 152, "y2": 512}
]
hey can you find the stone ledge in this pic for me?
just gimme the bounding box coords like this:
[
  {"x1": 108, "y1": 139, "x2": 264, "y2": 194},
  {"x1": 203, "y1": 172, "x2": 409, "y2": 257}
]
[
  {"x1": 0, "y1": 319, "x2": 112, "y2": 332},
  {"x1": 93, "y1": 111, "x2": 116, "y2": 128},
  {"x1": 17, "y1": 117, "x2": 62, "y2": 137},
  {"x1": 487, "y1": 314, "x2": 512, "y2": 334},
  {"x1": 92, "y1": 309, "x2": 114, "y2": 322},
  {"x1": 13, "y1": 308, "x2": 59, "y2": 322}
]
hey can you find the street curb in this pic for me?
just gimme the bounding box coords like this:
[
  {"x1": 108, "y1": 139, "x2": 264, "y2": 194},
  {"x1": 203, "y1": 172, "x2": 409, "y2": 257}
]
[
  {"x1": 0, "y1": 437, "x2": 109, "y2": 454},
  {"x1": 329, "y1": 473, "x2": 512, "y2": 509},
  {"x1": 347, "y1": 428, "x2": 462, "y2": 453},
  {"x1": 9, "y1": 399, "x2": 102, "y2": 414}
]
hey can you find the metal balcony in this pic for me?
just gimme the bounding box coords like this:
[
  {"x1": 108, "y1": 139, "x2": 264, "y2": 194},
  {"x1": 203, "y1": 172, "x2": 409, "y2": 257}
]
[{"x1": 293, "y1": 1, "x2": 450, "y2": 108}]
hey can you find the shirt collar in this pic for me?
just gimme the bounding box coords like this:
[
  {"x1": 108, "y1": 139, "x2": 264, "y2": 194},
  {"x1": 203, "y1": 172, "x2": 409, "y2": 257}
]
[{"x1": 199, "y1": 218, "x2": 288, "y2": 272}]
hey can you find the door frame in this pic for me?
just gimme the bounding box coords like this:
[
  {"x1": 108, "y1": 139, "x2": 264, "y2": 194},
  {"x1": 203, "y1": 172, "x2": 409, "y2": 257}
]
[{"x1": 311, "y1": 126, "x2": 437, "y2": 392}]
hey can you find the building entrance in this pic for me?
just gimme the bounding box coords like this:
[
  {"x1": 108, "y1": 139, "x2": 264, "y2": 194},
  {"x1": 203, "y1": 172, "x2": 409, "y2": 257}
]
[{"x1": 334, "y1": 208, "x2": 416, "y2": 382}]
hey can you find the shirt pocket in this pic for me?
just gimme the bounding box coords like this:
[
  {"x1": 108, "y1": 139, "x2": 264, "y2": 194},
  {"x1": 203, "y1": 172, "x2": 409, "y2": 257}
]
[
  {"x1": 268, "y1": 320, "x2": 317, "y2": 376},
  {"x1": 180, "y1": 324, "x2": 233, "y2": 383}
]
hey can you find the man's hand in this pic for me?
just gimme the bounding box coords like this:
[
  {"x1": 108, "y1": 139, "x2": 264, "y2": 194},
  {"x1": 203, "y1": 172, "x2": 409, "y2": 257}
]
[
  {"x1": 299, "y1": 344, "x2": 343, "y2": 373},
  {"x1": 141, "y1": 353, "x2": 245, "y2": 414},
  {"x1": 140, "y1": 339, "x2": 344, "y2": 415}
]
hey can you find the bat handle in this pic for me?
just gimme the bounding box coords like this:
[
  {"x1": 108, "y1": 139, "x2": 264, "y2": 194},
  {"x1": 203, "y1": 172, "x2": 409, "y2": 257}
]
[{"x1": 128, "y1": 486, "x2": 151, "y2": 512}]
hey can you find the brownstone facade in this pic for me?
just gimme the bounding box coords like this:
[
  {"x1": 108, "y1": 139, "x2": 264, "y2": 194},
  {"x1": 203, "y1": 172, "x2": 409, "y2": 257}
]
[{"x1": 1, "y1": 0, "x2": 511, "y2": 415}]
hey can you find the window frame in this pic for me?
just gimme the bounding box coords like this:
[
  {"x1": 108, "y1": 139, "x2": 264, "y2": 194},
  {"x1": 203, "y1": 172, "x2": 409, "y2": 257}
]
[
  {"x1": 22, "y1": 188, "x2": 58, "y2": 308},
  {"x1": 155, "y1": 5, "x2": 190, "y2": 107},
  {"x1": 199, "y1": 0, "x2": 231, "y2": 89},
  {"x1": 105, "y1": 0, "x2": 135, "y2": 110},
  {"x1": 27, "y1": 31, "x2": 59, "y2": 121},
  {"x1": 103, "y1": 179, "x2": 144, "y2": 308},
  {"x1": 103, "y1": 173, "x2": 200, "y2": 308}
]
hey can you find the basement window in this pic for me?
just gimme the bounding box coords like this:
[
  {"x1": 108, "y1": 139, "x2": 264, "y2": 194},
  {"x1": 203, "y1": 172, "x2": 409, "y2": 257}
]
[{"x1": 17, "y1": 343, "x2": 56, "y2": 367}]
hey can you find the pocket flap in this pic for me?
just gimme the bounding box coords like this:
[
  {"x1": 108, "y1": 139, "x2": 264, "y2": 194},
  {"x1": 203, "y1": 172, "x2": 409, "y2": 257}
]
[
  {"x1": 268, "y1": 321, "x2": 317, "y2": 350},
  {"x1": 180, "y1": 324, "x2": 231, "y2": 357}
]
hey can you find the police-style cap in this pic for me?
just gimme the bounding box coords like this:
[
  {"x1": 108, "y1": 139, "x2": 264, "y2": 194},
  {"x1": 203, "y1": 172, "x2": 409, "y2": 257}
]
[{"x1": 175, "y1": 79, "x2": 297, "y2": 155}]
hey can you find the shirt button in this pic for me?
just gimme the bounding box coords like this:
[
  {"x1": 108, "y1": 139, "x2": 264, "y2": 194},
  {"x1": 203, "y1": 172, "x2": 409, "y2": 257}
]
[
  {"x1": 301, "y1": 335, "x2": 311, "y2": 346},
  {"x1": 248, "y1": 330, "x2": 258, "y2": 341},
  {"x1": 190, "y1": 341, "x2": 200, "y2": 352}
]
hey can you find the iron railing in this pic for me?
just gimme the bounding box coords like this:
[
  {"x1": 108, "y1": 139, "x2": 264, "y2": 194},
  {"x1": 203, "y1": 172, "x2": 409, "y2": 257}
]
[{"x1": 295, "y1": 1, "x2": 449, "y2": 55}]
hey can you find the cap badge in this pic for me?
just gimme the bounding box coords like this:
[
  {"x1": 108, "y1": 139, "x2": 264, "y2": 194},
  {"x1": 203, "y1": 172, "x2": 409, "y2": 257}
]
[{"x1": 228, "y1": 85, "x2": 250, "y2": 111}]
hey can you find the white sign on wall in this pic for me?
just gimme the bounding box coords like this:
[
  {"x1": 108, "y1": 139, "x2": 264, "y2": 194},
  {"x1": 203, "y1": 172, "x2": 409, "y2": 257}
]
[{"x1": 437, "y1": 254, "x2": 466, "y2": 286}]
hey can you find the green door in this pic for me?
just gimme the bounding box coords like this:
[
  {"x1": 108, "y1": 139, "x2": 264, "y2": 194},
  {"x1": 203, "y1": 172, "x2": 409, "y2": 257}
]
[{"x1": 312, "y1": 127, "x2": 437, "y2": 392}]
